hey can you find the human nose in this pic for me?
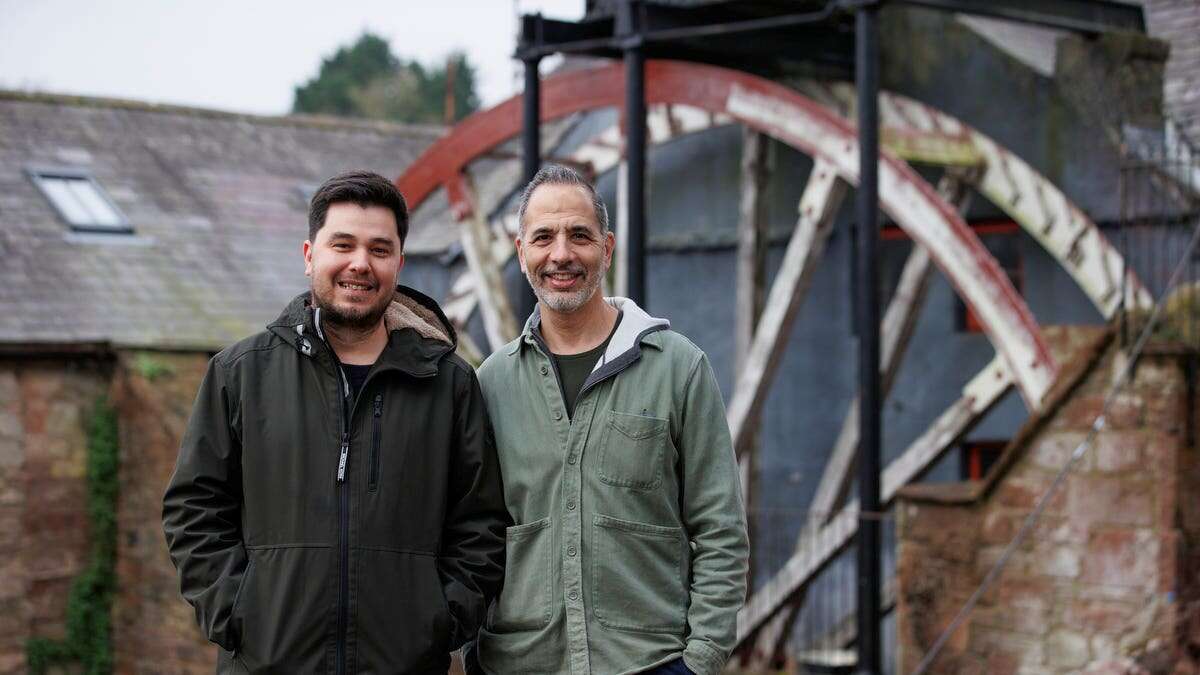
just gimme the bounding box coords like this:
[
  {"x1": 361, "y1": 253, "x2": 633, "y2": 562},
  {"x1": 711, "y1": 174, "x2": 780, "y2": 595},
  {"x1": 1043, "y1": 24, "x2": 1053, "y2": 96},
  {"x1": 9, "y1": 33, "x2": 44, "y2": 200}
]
[
  {"x1": 548, "y1": 234, "x2": 573, "y2": 262},
  {"x1": 346, "y1": 247, "x2": 370, "y2": 272}
]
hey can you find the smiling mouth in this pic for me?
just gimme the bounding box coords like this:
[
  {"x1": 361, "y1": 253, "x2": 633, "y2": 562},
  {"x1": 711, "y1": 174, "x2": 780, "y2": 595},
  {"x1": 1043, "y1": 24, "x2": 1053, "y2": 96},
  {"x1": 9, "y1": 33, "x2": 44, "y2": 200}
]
[
  {"x1": 337, "y1": 281, "x2": 374, "y2": 292},
  {"x1": 543, "y1": 272, "x2": 582, "y2": 289}
]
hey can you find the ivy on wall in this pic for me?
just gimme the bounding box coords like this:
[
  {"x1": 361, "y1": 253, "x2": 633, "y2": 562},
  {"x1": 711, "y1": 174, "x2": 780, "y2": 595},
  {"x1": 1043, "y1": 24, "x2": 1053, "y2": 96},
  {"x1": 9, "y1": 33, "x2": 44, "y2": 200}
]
[{"x1": 27, "y1": 397, "x2": 118, "y2": 675}]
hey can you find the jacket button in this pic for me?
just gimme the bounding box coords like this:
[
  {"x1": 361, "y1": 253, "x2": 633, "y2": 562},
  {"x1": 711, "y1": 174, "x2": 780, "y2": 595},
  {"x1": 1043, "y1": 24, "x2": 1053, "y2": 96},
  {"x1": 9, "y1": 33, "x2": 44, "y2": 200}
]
[
  {"x1": 566, "y1": 499, "x2": 576, "y2": 510},
  {"x1": 553, "y1": 410, "x2": 563, "y2": 421},
  {"x1": 568, "y1": 590, "x2": 578, "y2": 601},
  {"x1": 567, "y1": 455, "x2": 576, "y2": 465},
  {"x1": 567, "y1": 546, "x2": 576, "y2": 556},
  {"x1": 540, "y1": 365, "x2": 548, "y2": 375}
]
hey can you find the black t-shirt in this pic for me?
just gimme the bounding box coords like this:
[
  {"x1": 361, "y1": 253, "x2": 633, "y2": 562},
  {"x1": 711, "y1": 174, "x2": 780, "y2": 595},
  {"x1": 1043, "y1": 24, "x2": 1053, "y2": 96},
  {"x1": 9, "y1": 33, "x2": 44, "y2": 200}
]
[
  {"x1": 342, "y1": 363, "x2": 373, "y2": 401},
  {"x1": 551, "y1": 313, "x2": 622, "y2": 419}
]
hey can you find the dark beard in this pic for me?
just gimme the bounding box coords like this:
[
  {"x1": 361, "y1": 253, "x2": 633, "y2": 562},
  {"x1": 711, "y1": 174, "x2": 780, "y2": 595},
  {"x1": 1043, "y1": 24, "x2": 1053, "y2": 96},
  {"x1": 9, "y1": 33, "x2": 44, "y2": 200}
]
[{"x1": 311, "y1": 289, "x2": 392, "y2": 331}]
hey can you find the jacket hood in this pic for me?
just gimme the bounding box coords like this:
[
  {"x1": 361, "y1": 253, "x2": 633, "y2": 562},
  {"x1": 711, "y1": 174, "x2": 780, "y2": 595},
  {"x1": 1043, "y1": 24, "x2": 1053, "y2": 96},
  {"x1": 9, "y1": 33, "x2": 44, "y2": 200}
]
[
  {"x1": 515, "y1": 296, "x2": 669, "y2": 393},
  {"x1": 269, "y1": 285, "x2": 456, "y2": 372}
]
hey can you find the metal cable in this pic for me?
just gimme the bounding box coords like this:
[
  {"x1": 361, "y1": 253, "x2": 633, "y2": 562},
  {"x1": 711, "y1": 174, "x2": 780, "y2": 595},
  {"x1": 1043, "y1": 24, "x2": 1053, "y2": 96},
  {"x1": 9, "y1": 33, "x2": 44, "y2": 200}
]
[{"x1": 910, "y1": 215, "x2": 1200, "y2": 675}]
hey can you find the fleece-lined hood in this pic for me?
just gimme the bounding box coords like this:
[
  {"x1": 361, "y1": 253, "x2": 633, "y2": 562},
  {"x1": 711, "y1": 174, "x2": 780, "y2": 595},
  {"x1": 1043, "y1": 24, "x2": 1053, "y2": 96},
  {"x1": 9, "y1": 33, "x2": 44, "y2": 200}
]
[{"x1": 268, "y1": 284, "x2": 457, "y2": 376}]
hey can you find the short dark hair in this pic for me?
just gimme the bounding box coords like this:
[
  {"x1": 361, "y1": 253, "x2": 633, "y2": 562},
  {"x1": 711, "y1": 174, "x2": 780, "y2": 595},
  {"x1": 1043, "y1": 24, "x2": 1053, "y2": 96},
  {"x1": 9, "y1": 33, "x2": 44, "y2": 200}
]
[
  {"x1": 516, "y1": 164, "x2": 608, "y2": 234},
  {"x1": 308, "y1": 170, "x2": 409, "y2": 246}
]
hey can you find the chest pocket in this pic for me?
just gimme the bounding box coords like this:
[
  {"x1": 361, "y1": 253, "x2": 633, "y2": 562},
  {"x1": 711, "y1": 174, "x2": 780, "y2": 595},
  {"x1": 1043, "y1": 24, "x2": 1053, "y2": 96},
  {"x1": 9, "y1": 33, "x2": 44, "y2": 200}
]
[{"x1": 597, "y1": 411, "x2": 669, "y2": 491}]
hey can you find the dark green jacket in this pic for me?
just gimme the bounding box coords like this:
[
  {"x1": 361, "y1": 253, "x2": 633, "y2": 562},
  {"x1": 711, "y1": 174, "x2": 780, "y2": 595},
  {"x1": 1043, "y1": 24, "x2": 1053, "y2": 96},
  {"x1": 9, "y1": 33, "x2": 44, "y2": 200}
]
[{"x1": 163, "y1": 287, "x2": 508, "y2": 674}]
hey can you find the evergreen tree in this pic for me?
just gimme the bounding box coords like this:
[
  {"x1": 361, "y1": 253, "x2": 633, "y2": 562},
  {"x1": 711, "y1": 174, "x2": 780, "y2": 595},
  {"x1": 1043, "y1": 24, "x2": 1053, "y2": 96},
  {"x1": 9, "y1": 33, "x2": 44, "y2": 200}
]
[{"x1": 293, "y1": 34, "x2": 479, "y2": 124}]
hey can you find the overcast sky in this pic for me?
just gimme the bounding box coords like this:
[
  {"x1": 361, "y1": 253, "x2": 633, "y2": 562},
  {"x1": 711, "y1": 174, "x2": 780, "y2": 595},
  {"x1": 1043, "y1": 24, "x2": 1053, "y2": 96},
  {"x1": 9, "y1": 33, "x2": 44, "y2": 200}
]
[{"x1": 0, "y1": 0, "x2": 585, "y2": 116}]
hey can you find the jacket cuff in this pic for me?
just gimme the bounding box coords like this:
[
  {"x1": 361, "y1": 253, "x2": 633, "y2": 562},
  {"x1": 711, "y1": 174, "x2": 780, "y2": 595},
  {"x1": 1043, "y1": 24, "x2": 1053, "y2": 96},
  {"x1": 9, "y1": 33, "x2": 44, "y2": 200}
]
[{"x1": 682, "y1": 640, "x2": 726, "y2": 675}]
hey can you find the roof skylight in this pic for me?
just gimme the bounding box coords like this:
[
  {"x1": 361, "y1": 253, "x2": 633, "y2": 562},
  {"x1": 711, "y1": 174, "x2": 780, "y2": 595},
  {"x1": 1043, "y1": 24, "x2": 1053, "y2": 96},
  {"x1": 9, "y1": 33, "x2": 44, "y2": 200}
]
[{"x1": 30, "y1": 170, "x2": 131, "y2": 233}]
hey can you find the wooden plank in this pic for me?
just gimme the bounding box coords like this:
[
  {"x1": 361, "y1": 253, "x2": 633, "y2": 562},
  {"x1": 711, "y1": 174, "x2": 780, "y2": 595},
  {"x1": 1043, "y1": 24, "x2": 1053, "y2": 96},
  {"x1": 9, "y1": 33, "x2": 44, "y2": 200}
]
[
  {"x1": 442, "y1": 236, "x2": 515, "y2": 330},
  {"x1": 736, "y1": 129, "x2": 771, "y2": 589},
  {"x1": 727, "y1": 159, "x2": 846, "y2": 457},
  {"x1": 614, "y1": 160, "x2": 629, "y2": 298},
  {"x1": 881, "y1": 128, "x2": 983, "y2": 167},
  {"x1": 736, "y1": 129, "x2": 771, "y2": 365},
  {"x1": 736, "y1": 356, "x2": 1013, "y2": 642},
  {"x1": 455, "y1": 173, "x2": 518, "y2": 351}
]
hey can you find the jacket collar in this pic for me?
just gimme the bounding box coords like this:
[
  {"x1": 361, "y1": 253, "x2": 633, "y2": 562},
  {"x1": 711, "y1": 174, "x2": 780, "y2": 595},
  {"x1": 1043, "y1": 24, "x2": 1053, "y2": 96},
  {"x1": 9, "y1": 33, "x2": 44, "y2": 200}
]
[
  {"x1": 269, "y1": 285, "x2": 456, "y2": 377},
  {"x1": 512, "y1": 296, "x2": 669, "y2": 392}
]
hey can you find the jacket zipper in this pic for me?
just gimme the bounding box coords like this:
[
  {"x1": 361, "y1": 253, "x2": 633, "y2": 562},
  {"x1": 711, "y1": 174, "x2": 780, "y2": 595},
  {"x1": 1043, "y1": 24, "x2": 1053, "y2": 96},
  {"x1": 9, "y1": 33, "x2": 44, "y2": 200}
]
[
  {"x1": 368, "y1": 394, "x2": 382, "y2": 492},
  {"x1": 335, "y1": 368, "x2": 350, "y2": 675}
]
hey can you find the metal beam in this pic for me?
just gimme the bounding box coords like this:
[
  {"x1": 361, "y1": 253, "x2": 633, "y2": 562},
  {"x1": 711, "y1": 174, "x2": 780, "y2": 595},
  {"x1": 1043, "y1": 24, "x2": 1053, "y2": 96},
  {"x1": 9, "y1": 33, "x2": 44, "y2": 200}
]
[
  {"x1": 620, "y1": 1, "x2": 648, "y2": 306},
  {"x1": 518, "y1": 51, "x2": 542, "y2": 326},
  {"x1": 854, "y1": 5, "x2": 882, "y2": 673},
  {"x1": 513, "y1": 2, "x2": 849, "y2": 60},
  {"x1": 895, "y1": 0, "x2": 1144, "y2": 34}
]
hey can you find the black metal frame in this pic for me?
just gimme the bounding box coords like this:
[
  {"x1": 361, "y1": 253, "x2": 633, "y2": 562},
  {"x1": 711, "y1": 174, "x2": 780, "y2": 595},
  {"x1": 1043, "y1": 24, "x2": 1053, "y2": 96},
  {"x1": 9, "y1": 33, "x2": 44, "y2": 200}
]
[{"x1": 515, "y1": 2, "x2": 1147, "y2": 672}]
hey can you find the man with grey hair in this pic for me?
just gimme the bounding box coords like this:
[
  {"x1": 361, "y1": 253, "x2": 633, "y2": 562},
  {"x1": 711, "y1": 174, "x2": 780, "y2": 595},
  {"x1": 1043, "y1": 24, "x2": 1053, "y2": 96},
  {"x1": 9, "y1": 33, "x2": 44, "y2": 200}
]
[{"x1": 471, "y1": 164, "x2": 748, "y2": 674}]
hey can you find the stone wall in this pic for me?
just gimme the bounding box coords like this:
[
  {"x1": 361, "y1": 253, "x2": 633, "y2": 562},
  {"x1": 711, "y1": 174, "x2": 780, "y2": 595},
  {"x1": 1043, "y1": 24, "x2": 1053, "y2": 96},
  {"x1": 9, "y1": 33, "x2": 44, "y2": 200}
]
[
  {"x1": 0, "y1": 352, "x2": 216, "y2": 674},
  {"x1": 110, "y1": 350, "x2": 213, "y2": 674},
  {"x1": 896, "y1": 336, "x2": 1200, "y2": 674},
  {"x1": 0, "y1": 358, "x2": 110, "y2": 674}
]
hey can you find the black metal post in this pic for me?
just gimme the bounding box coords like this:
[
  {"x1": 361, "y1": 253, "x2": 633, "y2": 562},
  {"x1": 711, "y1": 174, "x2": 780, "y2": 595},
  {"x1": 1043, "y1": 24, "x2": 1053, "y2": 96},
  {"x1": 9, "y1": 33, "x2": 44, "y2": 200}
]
[
  {"x1": 855, "y1": 4, "x2": 882, "y2": 675},
  {"x1": 620, "y1": 0, "x2": 647, "y2": 306},
  {"x1": 518, "y1": 17, "x2": 542, "y2": 320},
  {"x1": 518, "y1": 11, "x2": 547, "y2": 321},
  {"x1": 522, "y1": 57, "x2": 541, "y2": 184}
]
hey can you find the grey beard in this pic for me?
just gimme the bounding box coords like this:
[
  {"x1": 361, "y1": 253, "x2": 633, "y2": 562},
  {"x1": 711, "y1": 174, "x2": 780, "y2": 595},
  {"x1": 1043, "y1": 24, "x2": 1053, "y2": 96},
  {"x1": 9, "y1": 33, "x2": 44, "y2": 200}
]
[{"x1": 527, "y1": 267, "x2": 604, "y2": 313}]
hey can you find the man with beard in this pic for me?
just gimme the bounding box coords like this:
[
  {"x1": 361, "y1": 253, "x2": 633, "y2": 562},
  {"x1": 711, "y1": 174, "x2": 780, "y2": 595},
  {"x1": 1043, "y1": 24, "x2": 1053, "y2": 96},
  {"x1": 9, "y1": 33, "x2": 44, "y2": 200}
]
[
  {"x1": 471, "y1": 165, "x2": 748, "y2": 675},
  {"x1": 163, "y1": 170, "x2": 508, "y2": 674}
]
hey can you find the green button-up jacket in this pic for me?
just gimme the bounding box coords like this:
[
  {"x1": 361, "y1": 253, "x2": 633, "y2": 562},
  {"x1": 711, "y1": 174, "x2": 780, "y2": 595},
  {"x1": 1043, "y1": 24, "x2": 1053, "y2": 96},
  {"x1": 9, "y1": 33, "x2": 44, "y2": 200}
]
[{"x1": 475, "y1": 298, "x2": 749, "y2": 675}]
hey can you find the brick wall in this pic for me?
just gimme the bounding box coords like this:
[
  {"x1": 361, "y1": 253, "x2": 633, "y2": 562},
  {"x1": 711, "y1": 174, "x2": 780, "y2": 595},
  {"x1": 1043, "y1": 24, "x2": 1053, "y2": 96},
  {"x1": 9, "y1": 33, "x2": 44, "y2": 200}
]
[
  {"x1": 0, "y1": 359, "x2": 109, "y2": 674},
  {"x1": 896, "y1": 338, "x2": 1200, "y2": 674}
]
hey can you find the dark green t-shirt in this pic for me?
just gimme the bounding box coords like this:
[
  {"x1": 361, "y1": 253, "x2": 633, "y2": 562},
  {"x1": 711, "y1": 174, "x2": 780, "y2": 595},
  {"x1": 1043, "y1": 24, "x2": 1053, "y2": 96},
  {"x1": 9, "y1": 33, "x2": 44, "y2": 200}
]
[{"x1": 552, "y1": 313, "x2": 622, "y2": 419}]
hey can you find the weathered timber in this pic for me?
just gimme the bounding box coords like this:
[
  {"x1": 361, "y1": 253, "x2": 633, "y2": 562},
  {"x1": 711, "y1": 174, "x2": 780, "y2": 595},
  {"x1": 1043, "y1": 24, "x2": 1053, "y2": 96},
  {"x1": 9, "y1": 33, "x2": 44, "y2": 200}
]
[
  {"x1": 454, "y1": 173, "x2": 519, "y2": 350},
  {"x1": 736, "y1": 129, "x2": 771, "y2": 588},
  {"x1": 727, "y1": 159, "x2": 847, "y2": 457}
]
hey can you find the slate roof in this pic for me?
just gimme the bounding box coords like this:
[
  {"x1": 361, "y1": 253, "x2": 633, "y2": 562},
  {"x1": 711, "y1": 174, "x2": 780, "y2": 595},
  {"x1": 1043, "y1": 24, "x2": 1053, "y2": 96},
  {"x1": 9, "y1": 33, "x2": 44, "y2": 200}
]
[{"x1": 0, "y1": 91, "x2": 456, "y2": 350}]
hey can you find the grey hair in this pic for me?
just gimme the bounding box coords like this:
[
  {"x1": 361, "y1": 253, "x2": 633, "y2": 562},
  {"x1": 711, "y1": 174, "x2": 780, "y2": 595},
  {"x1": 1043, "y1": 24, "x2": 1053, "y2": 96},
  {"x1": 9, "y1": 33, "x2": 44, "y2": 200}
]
[{"x1": 516, "y1": 164, "x2": 609, "y2": 234}]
